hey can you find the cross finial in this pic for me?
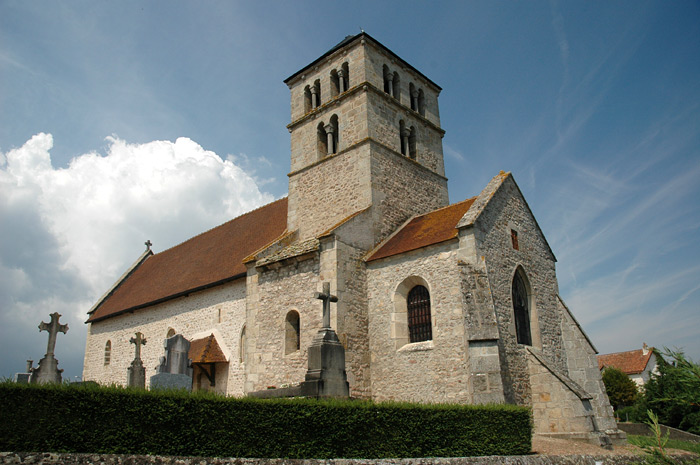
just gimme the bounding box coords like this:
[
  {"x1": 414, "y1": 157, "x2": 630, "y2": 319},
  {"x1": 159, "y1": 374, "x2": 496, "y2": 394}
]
[
  {"x1": 130, "y1": 332, "x2": 147, "y2": 361},
  {"x1": 314, "y1": 282, "x2": 338, "y2": 329},
  {"x1": 38, "y1": 312, "x2": 68, "y2": 357},
  {"x1": 145, "y1": 240, "x2": 152, "y2": 251}
]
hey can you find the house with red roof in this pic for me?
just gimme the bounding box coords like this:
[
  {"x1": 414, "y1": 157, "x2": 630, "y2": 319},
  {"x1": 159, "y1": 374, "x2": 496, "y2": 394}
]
[
  {"x1": 598, "y1": 344, "x2": 658, "y2": 386},
  {"x1": 82, "y1": 33, "x2": 623, "y2": 445}
]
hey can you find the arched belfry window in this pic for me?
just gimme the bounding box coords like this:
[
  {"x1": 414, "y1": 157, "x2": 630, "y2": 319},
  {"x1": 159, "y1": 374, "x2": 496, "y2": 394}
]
[
  {"x1": 104, "y1": 340, "x2": 111, "y2": 365},
  {"x1": 407, "y1": 285, "x2": 432, "y2": 343},
  {"x1": 304, "y1": 85, "x2": 312, "y2": 113},
  {"x1": 383, "y1": 65, "x2": 392, "y2": 94},
  {"x1": 418, "y1": 89, "x2": 426, "y2": 116},
  {"x1": 312, "y1": 79, "x2": 321, "y2": 108},
  {"x1": 410, "y1": 83, "x2": 417, "y2": 110},
  {"x1": 512, "y1": 269, "x2": 532, "y2": 345},
  {"x1": 340, "y1": 62, "x2": 349, "y2": 92},
  {"x1": 317, "y1": 122, "x2": 328, "y2": 157},
  {"x1": 392, "y1": 71, "x2": 401, "y2": 100},
  {"x1": 408, "y1": 126, "x2": 417, "y2": 159},
  {"x1": 330, "y1": 70, "x2": 340, "y2": 98},
  {"x1": 285, "y1": 310, "x2": 300, "y2": 354}
]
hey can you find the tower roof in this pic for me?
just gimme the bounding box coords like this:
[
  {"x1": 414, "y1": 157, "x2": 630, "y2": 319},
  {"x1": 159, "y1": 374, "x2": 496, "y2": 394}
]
[{"x1": 284, "y1": 32, "x2": 441, "y2": 91}]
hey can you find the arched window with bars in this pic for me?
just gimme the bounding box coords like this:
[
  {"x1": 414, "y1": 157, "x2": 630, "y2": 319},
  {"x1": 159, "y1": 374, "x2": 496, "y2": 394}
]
[{"x1": 407, "y1": 285, "x2": 432, "y2": 343}]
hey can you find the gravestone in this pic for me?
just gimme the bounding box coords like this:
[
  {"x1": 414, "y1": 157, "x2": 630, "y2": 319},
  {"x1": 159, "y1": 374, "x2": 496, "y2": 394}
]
[
  {"x1": 150, "y1": 334, "x2": 193, "y2": 391},
  {"x1": 127, "y1": 332, "x2": 147, "y2": 388},
  {"x1": 300, "y1": 282, "x2": 350, "y2": 398},
  {"x1": 13, "y1": 360, "x2": 33, "y2": 384},
  {"x1": 30, "y1": 313, "x2": 68, "y2": 384}
]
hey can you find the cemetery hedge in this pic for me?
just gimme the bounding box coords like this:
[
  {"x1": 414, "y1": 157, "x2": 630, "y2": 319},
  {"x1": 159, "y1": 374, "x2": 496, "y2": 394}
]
[{"x1": 0, "y1": 382, "x2": 531, "y2": 458}]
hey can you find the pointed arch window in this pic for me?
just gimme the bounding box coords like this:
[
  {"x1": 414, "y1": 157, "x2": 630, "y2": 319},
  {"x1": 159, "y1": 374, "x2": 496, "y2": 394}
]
[
  {"x1": 104, "y1": 340, "x2": 111, "y2": 366},
  {"x1": 407, "y1": 285, "x2": 432, "y2": 343},
  {"x1": 285, "y1": 310, "x2": 300, "y2": 354},
  {"x1": 512, "y1": 270, "x2": 532, "y2": 345}
]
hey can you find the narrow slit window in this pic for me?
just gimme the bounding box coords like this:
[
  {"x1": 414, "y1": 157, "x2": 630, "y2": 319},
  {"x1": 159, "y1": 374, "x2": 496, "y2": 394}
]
[{"x1": 511, "y1": 229, "x2": 519, "y2": 250}]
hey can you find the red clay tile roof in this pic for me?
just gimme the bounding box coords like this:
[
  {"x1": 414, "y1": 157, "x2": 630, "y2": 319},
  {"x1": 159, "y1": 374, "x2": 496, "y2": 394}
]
[
  {"x1": 87, "y1": 198, "x2": 288, "y2": 323},
  {"x1": 367, "y1": 197, "x2": 476, "y2": 262},
  {"x1": 598, "y1": 348, "x2": 654, "y2": 375},
  {"x1": 189, "y1": 334, "x2": 227, "y2": 364}
]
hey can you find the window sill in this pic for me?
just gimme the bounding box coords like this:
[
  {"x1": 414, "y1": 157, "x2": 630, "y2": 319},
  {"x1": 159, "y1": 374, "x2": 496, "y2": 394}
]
[{"x1": 398, "y1": 340, "x2": 434, "y2": 353}]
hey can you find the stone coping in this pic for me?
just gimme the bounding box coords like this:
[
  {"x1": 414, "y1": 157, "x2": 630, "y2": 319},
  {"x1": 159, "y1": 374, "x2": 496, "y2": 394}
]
[{"x1": 2, "y1": 452, "x2": 699, "y2": 465}]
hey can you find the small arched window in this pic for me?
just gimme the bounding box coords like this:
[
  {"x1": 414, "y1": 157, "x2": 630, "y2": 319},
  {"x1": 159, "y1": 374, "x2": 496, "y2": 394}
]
[
  {"x1": 408, "y1": 126, "x2": 417, "y2": 159},
  {"x1": 418, "y1": 89, "x2": 426, "y2": 116},
  {"x1": 407, "y1": 285, "x2": 432, "y2": 343},
  {"x1": 399, "y1": 120, "x2": 409, "y2": 156},
  {"x1": 166, "y1": 328, "x2": 176, "y2": 338},
  {"x1": 313, "y1": 79, "x2": 321, "y2": 108},
  {"x1": 330, "y1": 114, "x2": 339, "y2": 153},
  {"x1": 330, "y1": 70, "x2": 340, "y2": 98},
  {"x1": 317, "y1": 122, "x2": 328, "y2": 157},
  {"x1": 512, "y1": 270, "x2": 532, "y2": 345},
  {"x1": 341, "y1": 62, "x2": 349, "y2": 92},
  {"x1": 104, "y1": 340, "x2": 111, "y2": 365},
  {"x1": 285, "y1": 310, "x2": 300, "y2": 354},
  {"x1": 392, "y1": 71, "x2": 401, "y2": 101},
  {"x1": 409, "y1": 83, "x2": 417, "y2": 111},
  {"x1": 240, "y1": 325, "x2": 246, "y2": 363},
  {"x1": 304, "y1": 85, "x2": 312, "y2": 113},
  {"x1": 383, "y1": 65, "x2": 392, "y2": 94}
]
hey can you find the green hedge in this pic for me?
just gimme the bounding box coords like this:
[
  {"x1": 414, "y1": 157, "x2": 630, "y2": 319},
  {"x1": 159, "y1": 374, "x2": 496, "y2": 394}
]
[{"x1": 0, "y1": 382, "x2": 531, "y2": 458}]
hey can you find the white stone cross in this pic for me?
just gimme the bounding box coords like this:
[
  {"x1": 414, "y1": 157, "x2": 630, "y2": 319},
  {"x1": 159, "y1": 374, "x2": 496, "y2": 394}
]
[
  {"x1": 314, "y1": 282, "x2": 338, "y2": 329},
  {"x1": 38, "y1": 312, "x2": 68, "y2": 357},
  {"x1": 130, "y1": 331, "x2": 147, "y2": 361}
]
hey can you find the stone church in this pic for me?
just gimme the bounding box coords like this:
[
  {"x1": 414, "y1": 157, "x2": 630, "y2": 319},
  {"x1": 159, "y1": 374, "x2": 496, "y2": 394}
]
[{"x1": 83, "y1": 33, "x2": 623, "y2": 443}]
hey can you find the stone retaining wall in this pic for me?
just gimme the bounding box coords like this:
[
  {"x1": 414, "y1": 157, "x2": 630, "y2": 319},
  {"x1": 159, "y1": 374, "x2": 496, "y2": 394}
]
[
  {"x1": 618, "y1": 422, "x2": 700, "y2": 443},
  {"x1": 2, "y1": 452, "x2": 698, "y2": 465}
]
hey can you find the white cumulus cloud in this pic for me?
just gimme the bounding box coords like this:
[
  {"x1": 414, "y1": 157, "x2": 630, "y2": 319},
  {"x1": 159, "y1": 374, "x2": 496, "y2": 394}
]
[{"x1": 0, "y1": 133, "x2": 274, "y2": 379}]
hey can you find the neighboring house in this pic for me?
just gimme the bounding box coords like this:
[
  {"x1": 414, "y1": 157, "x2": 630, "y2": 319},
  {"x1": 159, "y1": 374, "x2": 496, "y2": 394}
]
[
  {"x1": 82, "y1": 32, "x2": 623, "y2": 444},
  {"x1": 598, "y1": 344, "x2": 658, "y2": 386}
]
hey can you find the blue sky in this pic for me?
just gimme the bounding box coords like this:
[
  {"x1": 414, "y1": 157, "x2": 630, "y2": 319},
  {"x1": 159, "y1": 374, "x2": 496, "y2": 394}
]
[{"x1": 1, "y1": 1, "x2": 699, "y2": 381}]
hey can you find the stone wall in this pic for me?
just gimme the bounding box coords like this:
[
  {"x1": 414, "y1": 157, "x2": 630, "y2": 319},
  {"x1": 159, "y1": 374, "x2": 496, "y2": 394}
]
[
  {"x1": 244, "y1": 255, "x2": 321, "y2": 392},
  {"x1": 288, "y1": 142, "x2": 372, "y2": 240},
  {"x1": 559, "y1": 298, "x2": 618, "y2": 431},
  {"x1": 326, "y1": 237, "x2": 371, "y2": 398},
  {"x1": 370, "y1": 142, "x2": 449, "y2": 241},
  {"x1": 367, "y1": 242, "x2": 470, "y2": 403},
  {"x1": 471, "y1": 175, "x2": 563, "y2": 406},
  {"x1": 83, "y1": 281, "x2": 247, "y2": 395}
]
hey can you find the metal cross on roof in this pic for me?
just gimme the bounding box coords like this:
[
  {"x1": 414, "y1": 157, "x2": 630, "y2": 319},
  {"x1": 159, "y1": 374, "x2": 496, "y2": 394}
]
[
  {"x1": 38, "y1": 312, "x2": 68, "y2": 357},
  {"x1": 314, "y1": 282, "x2": 337, "y2": 329}
]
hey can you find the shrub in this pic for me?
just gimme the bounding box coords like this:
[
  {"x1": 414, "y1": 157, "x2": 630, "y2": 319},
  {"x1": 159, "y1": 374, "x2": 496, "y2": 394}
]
[
  {"x1": 0, "y1": 381, "x2": 531, "y2": 458},
  {"x1": 602, "y1": 366, "x2": 638, "y2": 410}
]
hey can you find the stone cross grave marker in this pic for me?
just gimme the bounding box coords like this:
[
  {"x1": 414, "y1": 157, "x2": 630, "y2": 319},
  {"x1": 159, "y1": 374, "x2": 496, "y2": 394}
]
[
  {"x1": 30, "y1": 313, "x2": 68, "y2": 384},
  {"x1": 302, "y1": 281, "x2": 349, "y2": 398},
  {"x1": 314, "y1": 282, "x2": 338, "y2": 329},
  {"x1": 127, "y1": 331, "x2": 147, "y2": 388}
]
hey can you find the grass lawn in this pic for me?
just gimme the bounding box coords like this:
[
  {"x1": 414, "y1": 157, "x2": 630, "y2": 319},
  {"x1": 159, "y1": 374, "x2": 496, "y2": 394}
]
[{"x1": 628, "y1": 434, "x2": 700, "y2": 454}]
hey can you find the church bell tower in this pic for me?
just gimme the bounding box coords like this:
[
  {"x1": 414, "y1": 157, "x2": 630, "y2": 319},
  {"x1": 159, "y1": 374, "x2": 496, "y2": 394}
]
[{"x1": 284, "y1": 33, "x2": 449, "y2": 244}]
